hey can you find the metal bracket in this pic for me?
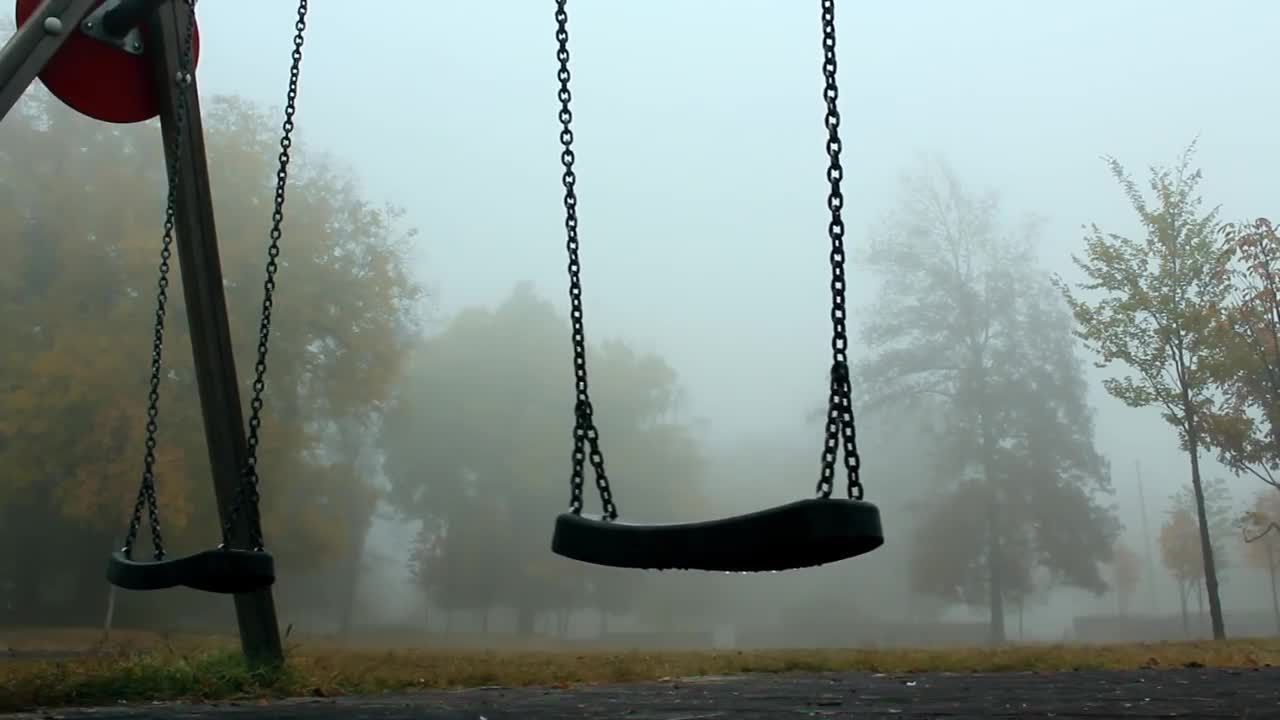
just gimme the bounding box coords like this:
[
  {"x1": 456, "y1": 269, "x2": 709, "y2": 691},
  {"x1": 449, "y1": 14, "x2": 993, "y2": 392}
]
[{"x1": 81, "y1": 0, "x2": 145, "y2": 55}]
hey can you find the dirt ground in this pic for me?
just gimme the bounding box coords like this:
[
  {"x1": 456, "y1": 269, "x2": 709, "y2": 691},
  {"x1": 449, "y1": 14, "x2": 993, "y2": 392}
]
[{"x1": 4, "y1": 666, "x2": 1278, "y2": 719}]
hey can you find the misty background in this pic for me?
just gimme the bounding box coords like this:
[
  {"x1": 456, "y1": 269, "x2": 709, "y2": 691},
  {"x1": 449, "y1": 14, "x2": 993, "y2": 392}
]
[{"x1": 3, "y1": 0, "x2": 1279, "y2": 648}]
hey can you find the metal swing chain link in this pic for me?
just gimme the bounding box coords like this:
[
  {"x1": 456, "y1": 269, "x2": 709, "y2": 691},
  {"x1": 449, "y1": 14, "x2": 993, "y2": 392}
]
[
  {"x1": 555, "y1": 0, "x2": 618, "y2": 521},
  {"x1": 219, "y1": 0, "x2": 309, "y2": 550},
  {"x1": 815, "y1": 0, "x2": 864, "y2": 501},
  {"x1": 122, "y1": 1, "x2": 199, "y2": 561}
]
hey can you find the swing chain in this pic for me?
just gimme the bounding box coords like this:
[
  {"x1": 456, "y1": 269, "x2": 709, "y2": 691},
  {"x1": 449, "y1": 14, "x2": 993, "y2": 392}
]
[
  {"x1": 219, "y1": 0, "x2": 309, "y2": 551},
  {"x1": 122, "y1": 0, "x2": 199, "y2": 561},
  {"x1": 816, "y1": 0, "x2": 863, "y2": 501},
  {"x1": 555, "y1": 0, "x2": 618, "y2": 521}
]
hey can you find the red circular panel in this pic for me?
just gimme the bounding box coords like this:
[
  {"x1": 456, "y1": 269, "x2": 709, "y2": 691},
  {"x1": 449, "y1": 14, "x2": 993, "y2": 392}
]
[{"x1": 15, "y1": 0, "x2": 201, "y2": 124}]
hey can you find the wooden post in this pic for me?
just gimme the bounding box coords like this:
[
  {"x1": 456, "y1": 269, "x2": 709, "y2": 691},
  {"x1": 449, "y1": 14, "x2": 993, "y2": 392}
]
[
  {"x1": 144, "y1": 0, "x2": 283, "y2": 667},
  {"x1": 0, "y1": 0, "x2": 284, "y2": 669}
]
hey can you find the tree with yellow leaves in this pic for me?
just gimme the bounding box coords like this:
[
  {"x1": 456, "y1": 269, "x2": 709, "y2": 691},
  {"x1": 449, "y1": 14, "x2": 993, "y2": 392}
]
[
  {"x1": 1203, "y1": 218, "x2": 1280, "y2": 492},
  {"x1": 1160, "y1": 507, "x2": 1202, "y2": 635},
  {"x1": 1059, "y1": 143, "x2": 1234, "y2": 639},
  {"x1": 1239, "y1": 489, "x2": 1280, "y2": 634},
  {"x1": 0, "y1": 86, "x2": 420, "y2": 627},
  {"x1": 1158, "y1": 477, "x2": 1235, "y2": 637}
]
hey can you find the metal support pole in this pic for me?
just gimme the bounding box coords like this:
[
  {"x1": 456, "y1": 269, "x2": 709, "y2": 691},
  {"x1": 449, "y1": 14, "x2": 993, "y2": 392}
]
[
  {"x1": 0, "y1": 0, "x2": 99, "y2": 121},
  {"x1": 145, "y1": 0, "x2": 284, "y2": 667}
]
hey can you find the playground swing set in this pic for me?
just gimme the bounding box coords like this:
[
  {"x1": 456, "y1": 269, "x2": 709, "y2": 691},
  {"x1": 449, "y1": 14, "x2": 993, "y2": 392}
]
[{"x1": 0, "y1": 0, "x2": 883, "y2": 665}]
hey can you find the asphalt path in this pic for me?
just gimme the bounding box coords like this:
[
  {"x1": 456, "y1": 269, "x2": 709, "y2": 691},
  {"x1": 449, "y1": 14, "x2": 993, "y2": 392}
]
[{"x1": 4, "y1": 667, "x2": 1278, "y2": 719}]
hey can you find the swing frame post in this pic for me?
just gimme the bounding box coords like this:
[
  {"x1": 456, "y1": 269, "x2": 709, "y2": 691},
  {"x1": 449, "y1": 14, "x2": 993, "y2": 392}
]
[
  {"x1": 0, "y1": 0, "x2": 284, "y2": 667},
  {"x1": 0, "y1": 0, "x2": 98, "y2": 119},
  {"x1": 145, "y1": 0, "x2": 283, "y2": 667}
]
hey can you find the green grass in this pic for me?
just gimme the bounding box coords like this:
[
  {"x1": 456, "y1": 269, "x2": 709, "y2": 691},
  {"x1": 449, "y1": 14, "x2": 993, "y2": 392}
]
[{"x1": 3, "y1": 630, "x2": 1279, "y2": 713}]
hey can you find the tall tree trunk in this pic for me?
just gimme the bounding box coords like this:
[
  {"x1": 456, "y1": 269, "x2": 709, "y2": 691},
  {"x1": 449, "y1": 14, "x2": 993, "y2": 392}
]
[
  {"x1": 66, "y1": 543, "x2": 117, "y2": 627},
  {"x1": 336, "y1": 558, "x2": 360, "y2": 637},
  {"x1": 1178, "y1": 582, "x2": 1189, "y2": 636},
  {"x1": 1195, "y1": 579, "x2": 1205, "y2": 636},
  {"x1": 975, "y1": 368, "x2": 1007, "y2": 645},
  {"x1": 516, "y1": 605, "x2": 536, "y2": 636},
  {"x1": 986, "y1": 501, "x2": 1006, "y2": 645},
  {"x1": 1268, "y1": 543, "x2": 1280, "y2": 636},
  {"x1": 336, "y1": 513, "x2": 374, "y2": 638},
  {"x1": 1185, "y1": 419, "x2": 1226, "y2": 639},
  {"x1": 333, "y1": 417, "x2": 377, "y2": 638},
  {"x1": 9, "y1": 539, "x2": 44, "y2": 626},
  {"x1": 981, "y1": 459, "x2": 1006, "y2": 644}
]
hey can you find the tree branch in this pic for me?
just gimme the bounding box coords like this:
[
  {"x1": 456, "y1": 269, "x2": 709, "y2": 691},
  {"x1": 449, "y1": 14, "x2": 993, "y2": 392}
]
[{"x1": 1242, "y1": 521, "x2": 1280, "y2": 544}]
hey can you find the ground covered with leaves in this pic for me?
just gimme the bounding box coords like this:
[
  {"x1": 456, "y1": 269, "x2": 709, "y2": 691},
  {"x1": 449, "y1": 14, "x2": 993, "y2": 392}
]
[{"x1": 2, "y1": 628, "x2": 1279, "y2": 713}]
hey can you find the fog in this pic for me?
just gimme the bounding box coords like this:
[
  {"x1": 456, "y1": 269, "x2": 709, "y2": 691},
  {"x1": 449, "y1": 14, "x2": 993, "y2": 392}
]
[{"x1": 4, "y1": 0, "x2": 1280, "y2": 649}]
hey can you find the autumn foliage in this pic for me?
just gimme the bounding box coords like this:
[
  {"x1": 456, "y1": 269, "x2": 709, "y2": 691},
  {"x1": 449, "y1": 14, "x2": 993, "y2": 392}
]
[
  {"x1": 1203, "y1": 218, "x2": 1280, "y2": 488},
  {"x1": 0, "y1": 88, "x2": 420, "y2": 625}
]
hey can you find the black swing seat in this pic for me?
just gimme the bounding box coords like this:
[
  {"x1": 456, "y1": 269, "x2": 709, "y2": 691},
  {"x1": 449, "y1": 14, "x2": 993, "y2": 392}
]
[
  {"x1": 107, "y1": 547, "x2": 275, "y2": 595},
  {"x1": 552, "y1": 498, "x2": 883, "y2": 572}
]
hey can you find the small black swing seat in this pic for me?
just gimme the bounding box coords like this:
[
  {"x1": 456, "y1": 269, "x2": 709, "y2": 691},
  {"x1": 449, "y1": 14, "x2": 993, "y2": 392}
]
[
  {"x1": 552, "y1": 497, "x2": 883, "y2": 572},
  {"x1": 107, "y1": 547, "x2": 275, "y2": 595}
]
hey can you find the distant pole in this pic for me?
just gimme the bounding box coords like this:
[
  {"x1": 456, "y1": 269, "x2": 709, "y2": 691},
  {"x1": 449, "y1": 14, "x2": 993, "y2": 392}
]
[
  {"x1": 102, "y1": 585, "x2": 116, "y2": 642},
  {"x1": 1136, "y1": 460, "x2": 1159, "y2": 614}
]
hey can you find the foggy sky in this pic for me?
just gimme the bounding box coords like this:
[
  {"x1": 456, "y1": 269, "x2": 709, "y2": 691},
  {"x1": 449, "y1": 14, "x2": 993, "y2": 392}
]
[
  {"x1": 24, "y1": 1, "x2": 1275, "y2": 622},
  {"x1": 192, "y1": 0, "x2": 1280, "y2": 525}
]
